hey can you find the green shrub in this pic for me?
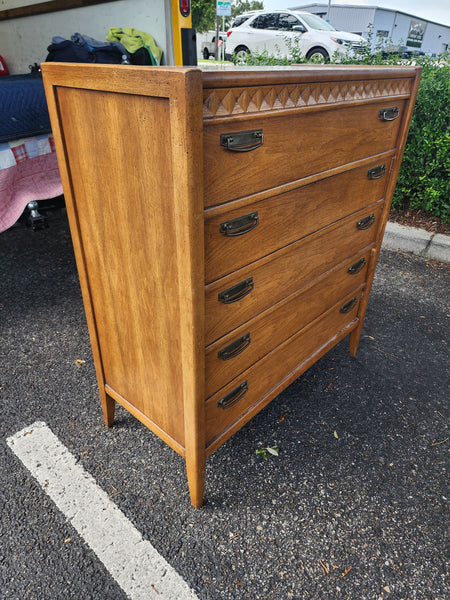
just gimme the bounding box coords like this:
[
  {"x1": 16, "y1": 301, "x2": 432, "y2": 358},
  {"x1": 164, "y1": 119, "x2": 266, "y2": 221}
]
[
  {"x1": 234, "y1": 43, "x2": 450, "y2": 222},
  {"x1": 392, "y1": 59, "x2": 449, "y2": 222}
]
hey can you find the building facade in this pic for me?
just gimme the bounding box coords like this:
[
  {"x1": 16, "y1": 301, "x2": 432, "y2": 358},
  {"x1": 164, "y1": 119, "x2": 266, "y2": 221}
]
[{"x1": 293, "y1": 4, "x2": 450, "y2": 55}]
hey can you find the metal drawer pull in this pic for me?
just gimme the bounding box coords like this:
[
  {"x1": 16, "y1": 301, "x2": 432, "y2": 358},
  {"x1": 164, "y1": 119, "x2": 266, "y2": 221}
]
[
  {"x1": 218, "y1": 333, "x2": 251, "y2": 361},
  {"x1": 218, "y1": 277, "x2": 254, "y2": 304},
  {"x1": 218, "y1": 381, "x2": 248, "y2": 409},
  {"x1": 220, "y1": 129, "x2": 263, "y2": 152},
  {"x1": 220, "y1": 212, "x2": 259, "y2": 236},
  {"x1": 379, "y1": 106, "x2": 399, "y2": 121},
  {"x1": 357, "y1": 213, "x2": 376, "y2": 230},
  {"x1": 340, "y1": 297, "x2": 358, "y2": 314},
  {"x1": 348, "y1": 257, "x2": 366, "y2": 275},
  {"x1": 367, "y1": 164, "x2": 386, "y2": 180}
]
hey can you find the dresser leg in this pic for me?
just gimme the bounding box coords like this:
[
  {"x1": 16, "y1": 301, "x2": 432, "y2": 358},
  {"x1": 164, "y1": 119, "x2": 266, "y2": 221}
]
[
  {"x1": 349, "y1": 326, "x2": 363, "y2": 357},
  {"x1": 186, "y1": 453, "x2": 206, "y2": 509},
  {"x1": 101, "y1": 390, "x2": 115, "y2": 427},
  {"x1": 349, "y1": 247, "x2": 379, "y2": 357}
]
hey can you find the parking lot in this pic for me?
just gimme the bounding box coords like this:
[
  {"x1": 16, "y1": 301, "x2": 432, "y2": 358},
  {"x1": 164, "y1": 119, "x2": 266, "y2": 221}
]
[{"x1": 0, "y1": 208, "x2": 448, "y2": 600}]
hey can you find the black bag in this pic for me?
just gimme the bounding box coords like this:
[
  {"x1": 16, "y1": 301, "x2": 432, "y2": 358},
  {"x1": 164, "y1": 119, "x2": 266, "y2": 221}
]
[
  {"x1": 46, "y1": 40, "x2": 123, "y2": 64},
  {"x1": 129, "y1": 47, "x2": 153, "y2": 65}
]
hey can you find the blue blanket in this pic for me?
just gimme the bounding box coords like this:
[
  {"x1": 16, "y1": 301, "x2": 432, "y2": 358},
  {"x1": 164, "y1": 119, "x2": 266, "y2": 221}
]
[{"x1": 0, "y1": 73, "x2": 51, "y2": 144}]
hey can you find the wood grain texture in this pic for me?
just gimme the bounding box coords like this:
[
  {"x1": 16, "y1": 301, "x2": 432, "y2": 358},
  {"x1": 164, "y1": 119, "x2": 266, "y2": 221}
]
[
  {"x1": 205, "y1": 202, "x2": 383, "y2": 345},
  {"x1": 205, "y1": 158, "x2": 392, "y2": 283},
  {"x1": 203, "y1": 99, "x2": 405, "y2": 206},
  {"x1": 205, "y1": 289, "x2": 363, "y2": 445},
  {"x1": 205, "y1": 249, "x2": 371, "y2": 398},
  {"x1": 41, "y1": 64, "x2": 421, "y2": 508}
]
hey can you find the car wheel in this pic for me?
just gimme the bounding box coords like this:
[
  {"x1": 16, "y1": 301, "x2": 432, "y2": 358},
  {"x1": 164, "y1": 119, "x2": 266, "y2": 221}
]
[
  {"x1": 233, "y1": 46, "x2": 250, "y2": 65},
  {"x1": 306, "y1": 47, "x2": 329, "y2": 63},
  {"x1": 203, "y1": 48, "x2": 210, "y2": 60}
]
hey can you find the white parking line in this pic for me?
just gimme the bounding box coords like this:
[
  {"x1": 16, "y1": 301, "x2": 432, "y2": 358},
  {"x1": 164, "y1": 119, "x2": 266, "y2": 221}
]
[{"x1": 7, "y1": 421, "x2": 199, "y2": 600}]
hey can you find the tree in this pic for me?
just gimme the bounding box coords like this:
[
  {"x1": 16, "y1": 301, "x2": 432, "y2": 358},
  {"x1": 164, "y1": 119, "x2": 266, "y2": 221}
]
[
  {"x1": 192, "y1": 0, "x2": 264, "y2": 32},
  {"x1": 232, "y1": 0, "x2": 263, "y2": 19},
  {"x1": 192, "y1": 0, "x2": 216, "y2": 33}
]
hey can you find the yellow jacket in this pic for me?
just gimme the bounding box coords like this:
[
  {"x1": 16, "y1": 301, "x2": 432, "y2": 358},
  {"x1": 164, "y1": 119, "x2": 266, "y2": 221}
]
[{"x1": 106, "y1": 28, "x2": 163, "y2": 65}]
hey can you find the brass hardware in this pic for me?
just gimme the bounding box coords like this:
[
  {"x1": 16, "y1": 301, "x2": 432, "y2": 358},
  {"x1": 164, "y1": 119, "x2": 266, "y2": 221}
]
[
  {"x1": 348, "y1": 257, "x2": 366, "y2": 275},
  {"x1": 357, "y1": 214, "x2": 376, "y2": 230},
  {"x1": 220, "y1": 129, "x2": 263, "y2": 152},
  {"x1": 379, "y1": 106, "x2": 399, "y2": 121},
  {"x1": 220, "y1": 212, "x2": 259, "y2": 236},
  {"x1": 218, "y1": 381, "x2": 248, "y2": 409},
  {"x1": 340, "y1": 297, "x2": 357, "y2": 314},
  {"x1": 218, "y1": 278, "x2": 254, "y2": 304},
  {"x1": 218, "y1": 333, "x2": 251, "y2": 361},
  {"x1": 367, "y1": 164, "x2": 386, "y2": 179}
]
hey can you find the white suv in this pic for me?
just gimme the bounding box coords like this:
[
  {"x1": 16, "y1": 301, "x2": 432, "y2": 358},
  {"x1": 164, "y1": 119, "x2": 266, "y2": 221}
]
[{"x1": 225, "y1": 9, "x2": 366, "y2": 63}]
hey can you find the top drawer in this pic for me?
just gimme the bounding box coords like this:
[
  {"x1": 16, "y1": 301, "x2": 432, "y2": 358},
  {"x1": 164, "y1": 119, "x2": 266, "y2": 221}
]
[{"x1": 203, "y1": 99, "x2": 405, "y2": 207}]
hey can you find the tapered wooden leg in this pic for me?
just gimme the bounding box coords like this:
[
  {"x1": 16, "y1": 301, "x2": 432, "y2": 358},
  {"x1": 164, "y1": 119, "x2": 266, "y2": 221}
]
[
  {"x1": 186, "y1": 450, "x2": 206, "y2": 509},
  {"x1": 100, "y1": 389, "x2": 115, "y2": 427},
  {"x1": 349, "y1": 323, "x2": 363, "y2": 357},
  {"x1": 349, "y1": 247, "x2": 378, "y2": 357}
]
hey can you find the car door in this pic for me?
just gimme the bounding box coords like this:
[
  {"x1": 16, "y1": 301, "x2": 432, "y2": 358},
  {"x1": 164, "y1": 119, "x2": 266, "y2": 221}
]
[
  {"x1": 276, "y1": 13, "x2": 309, "y2": 58},
  {"x1": 247, "y1": 13, "x2": 280, "y2": 55}
]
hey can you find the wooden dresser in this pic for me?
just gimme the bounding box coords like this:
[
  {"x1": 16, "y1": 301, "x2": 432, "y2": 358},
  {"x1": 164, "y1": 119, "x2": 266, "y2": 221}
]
[{"x1": 42, "y1": 63, "x2": 421, "y2": 508}]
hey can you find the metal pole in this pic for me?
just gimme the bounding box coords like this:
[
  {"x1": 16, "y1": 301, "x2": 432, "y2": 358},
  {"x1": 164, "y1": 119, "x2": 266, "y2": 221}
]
[{"x1": 215, "y1": 15, "x2": 220, "y2": 60}]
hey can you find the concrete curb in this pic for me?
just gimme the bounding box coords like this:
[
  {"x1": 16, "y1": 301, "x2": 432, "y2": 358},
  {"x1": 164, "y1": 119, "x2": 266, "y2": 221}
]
[{"x1": 383, "y1": 221, "x2": 450, "y2": 263}]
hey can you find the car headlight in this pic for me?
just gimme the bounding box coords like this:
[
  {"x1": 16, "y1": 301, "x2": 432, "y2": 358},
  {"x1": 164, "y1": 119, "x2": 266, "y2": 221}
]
[{"x1": 331, "y1": 38, "x2": 352, "y2": 46}]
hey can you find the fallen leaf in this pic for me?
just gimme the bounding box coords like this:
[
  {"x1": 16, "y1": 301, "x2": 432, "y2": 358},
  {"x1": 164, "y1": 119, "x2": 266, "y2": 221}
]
[{"x1": 334, "y1": 431, "x2": 339, "y2": 439}]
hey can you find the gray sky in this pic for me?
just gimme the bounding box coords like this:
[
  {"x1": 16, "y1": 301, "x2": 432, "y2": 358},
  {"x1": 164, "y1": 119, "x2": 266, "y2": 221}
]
[{"x1": 262, "y1": 1, "x2": 450, "y2": 27}]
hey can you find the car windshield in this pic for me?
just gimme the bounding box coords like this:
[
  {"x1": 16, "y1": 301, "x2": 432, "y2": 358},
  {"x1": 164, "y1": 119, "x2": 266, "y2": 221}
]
[{"x1": 298, "y1": 13, "x2": 336, "y2": 31}]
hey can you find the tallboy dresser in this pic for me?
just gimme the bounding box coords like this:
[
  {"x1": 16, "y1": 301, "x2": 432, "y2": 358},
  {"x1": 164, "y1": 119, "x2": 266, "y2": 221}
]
[{"x1": 42, "y1": 63, "x2": 421, "y2": 508}]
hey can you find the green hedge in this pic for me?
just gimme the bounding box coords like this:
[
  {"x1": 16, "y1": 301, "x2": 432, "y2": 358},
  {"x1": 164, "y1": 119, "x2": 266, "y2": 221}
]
[
  {"x1": 392, "y1": 58, "x2": 449, "y2": 222},
  {"x1": 238, "y1": 47, "x2": 450, "y2": 222}
]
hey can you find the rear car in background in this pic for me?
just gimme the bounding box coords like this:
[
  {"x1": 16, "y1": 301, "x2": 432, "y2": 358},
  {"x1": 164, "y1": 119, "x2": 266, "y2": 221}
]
[{"x1": 225, "y1": 9, "x2": 367, "y2": 63}]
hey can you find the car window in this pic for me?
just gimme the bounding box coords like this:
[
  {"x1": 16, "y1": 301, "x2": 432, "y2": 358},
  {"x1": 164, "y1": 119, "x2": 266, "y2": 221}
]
[
  {"x1": 232, "y1": 15, "x2": 251, "y2": 28},
  {"x1": 278, "y1": 13, "x2": 300, "y2": 31},
  {"x1": 299, "y1": 13, "x2": 336, "y2": 31},
  {"x1": 251, "y1": 13, "x2": 279, "y2": 30}
]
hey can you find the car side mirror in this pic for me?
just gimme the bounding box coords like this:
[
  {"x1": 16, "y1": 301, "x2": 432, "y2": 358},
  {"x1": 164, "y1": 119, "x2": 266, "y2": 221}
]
[{"x1": 293, "y1": 25, "x2": 306, "y2": 33}]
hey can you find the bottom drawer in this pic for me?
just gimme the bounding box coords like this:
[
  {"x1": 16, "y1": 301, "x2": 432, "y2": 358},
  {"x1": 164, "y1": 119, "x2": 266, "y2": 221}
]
[{"x1": 205, "y1": 288, "x2": 362, "y2": 446}]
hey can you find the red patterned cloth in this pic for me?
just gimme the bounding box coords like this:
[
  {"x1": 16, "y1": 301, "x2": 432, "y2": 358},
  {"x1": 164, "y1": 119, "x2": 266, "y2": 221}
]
[{"x1": 0, "y1": 134, "x2": 62, "y2": 232}]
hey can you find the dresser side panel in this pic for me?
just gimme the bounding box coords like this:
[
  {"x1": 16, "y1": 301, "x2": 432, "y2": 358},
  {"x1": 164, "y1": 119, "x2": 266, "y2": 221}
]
[{"x1": 44, "y1": 70, "x2": 205, "y2": 448}]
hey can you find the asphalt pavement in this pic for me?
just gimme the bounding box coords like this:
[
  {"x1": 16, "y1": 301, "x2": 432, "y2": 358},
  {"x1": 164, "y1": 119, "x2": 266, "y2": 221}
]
[{"x1": 0, "y1": 208, "x2": 448, "y2": 600}]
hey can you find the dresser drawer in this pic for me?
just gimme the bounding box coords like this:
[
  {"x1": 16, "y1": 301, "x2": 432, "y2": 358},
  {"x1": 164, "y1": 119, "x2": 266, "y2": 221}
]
[
  {"x1": 205, "y1": 248, "x2": 370, "y2": 397},
  {"x1": 204, "y1": 99, "x2": 405, "y2": 206},
  {"x1": 205, "y1": 289, "x2": 362, "y2": 444},
  {"x1": 205, "y1": 158, "x2": 392, "y2": 283},
  {"x1": 205, "y1": 202, "x2": 382, "y2": 344}
]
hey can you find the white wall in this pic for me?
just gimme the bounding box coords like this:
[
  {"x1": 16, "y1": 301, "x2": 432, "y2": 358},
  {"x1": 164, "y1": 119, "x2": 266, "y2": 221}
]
[{"x1": 0, "y1": 0, "x2": 170, "y2": 73}]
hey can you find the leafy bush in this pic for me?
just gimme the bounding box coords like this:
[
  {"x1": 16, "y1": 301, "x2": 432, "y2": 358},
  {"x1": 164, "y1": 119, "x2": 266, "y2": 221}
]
[
  {"x1": 234, "y1": 41, "x2": 450, "y2": 222},
  {"x1": 392, "y1": 59, "x2": 449, "y2": 222}
]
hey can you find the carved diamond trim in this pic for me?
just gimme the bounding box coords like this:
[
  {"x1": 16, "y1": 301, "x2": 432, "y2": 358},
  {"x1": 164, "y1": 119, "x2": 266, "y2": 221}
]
[{"x1": 203, "y1": 78, "x2": 412, "y2": 118}]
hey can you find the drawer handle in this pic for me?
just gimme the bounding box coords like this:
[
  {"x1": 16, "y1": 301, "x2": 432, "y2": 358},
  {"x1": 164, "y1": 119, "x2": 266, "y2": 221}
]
[
  {"x1": 220, "y1": 129, "x2": 263, "y2": 153},
  {"x1": 348, "y1": 257, "x2": 366, "y2": 275},
  {"x1": 367, "y1": 164, "x2": 386, "y2": 180},
  {"x1": 357, "y1": 213, "x2": 376, "y2": 230},
  {"x1": 340, "y1": 297, "x2": 358, "y2": 314},
  {"x1": 379, "y1": 106, "x2": 399, "y2": 121},
  {"x1": 220, "y1": 212, "x2": 259, "y2": 236},
  {"x1": 218, "y1": 277, "x2": 254, "y2": 304},
  {"x1": 218, "y1": 333, "x2": 251, "y2": 361},
  {"x1": 218, "y1": 381, "x2": 248, "y2": 409}
]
